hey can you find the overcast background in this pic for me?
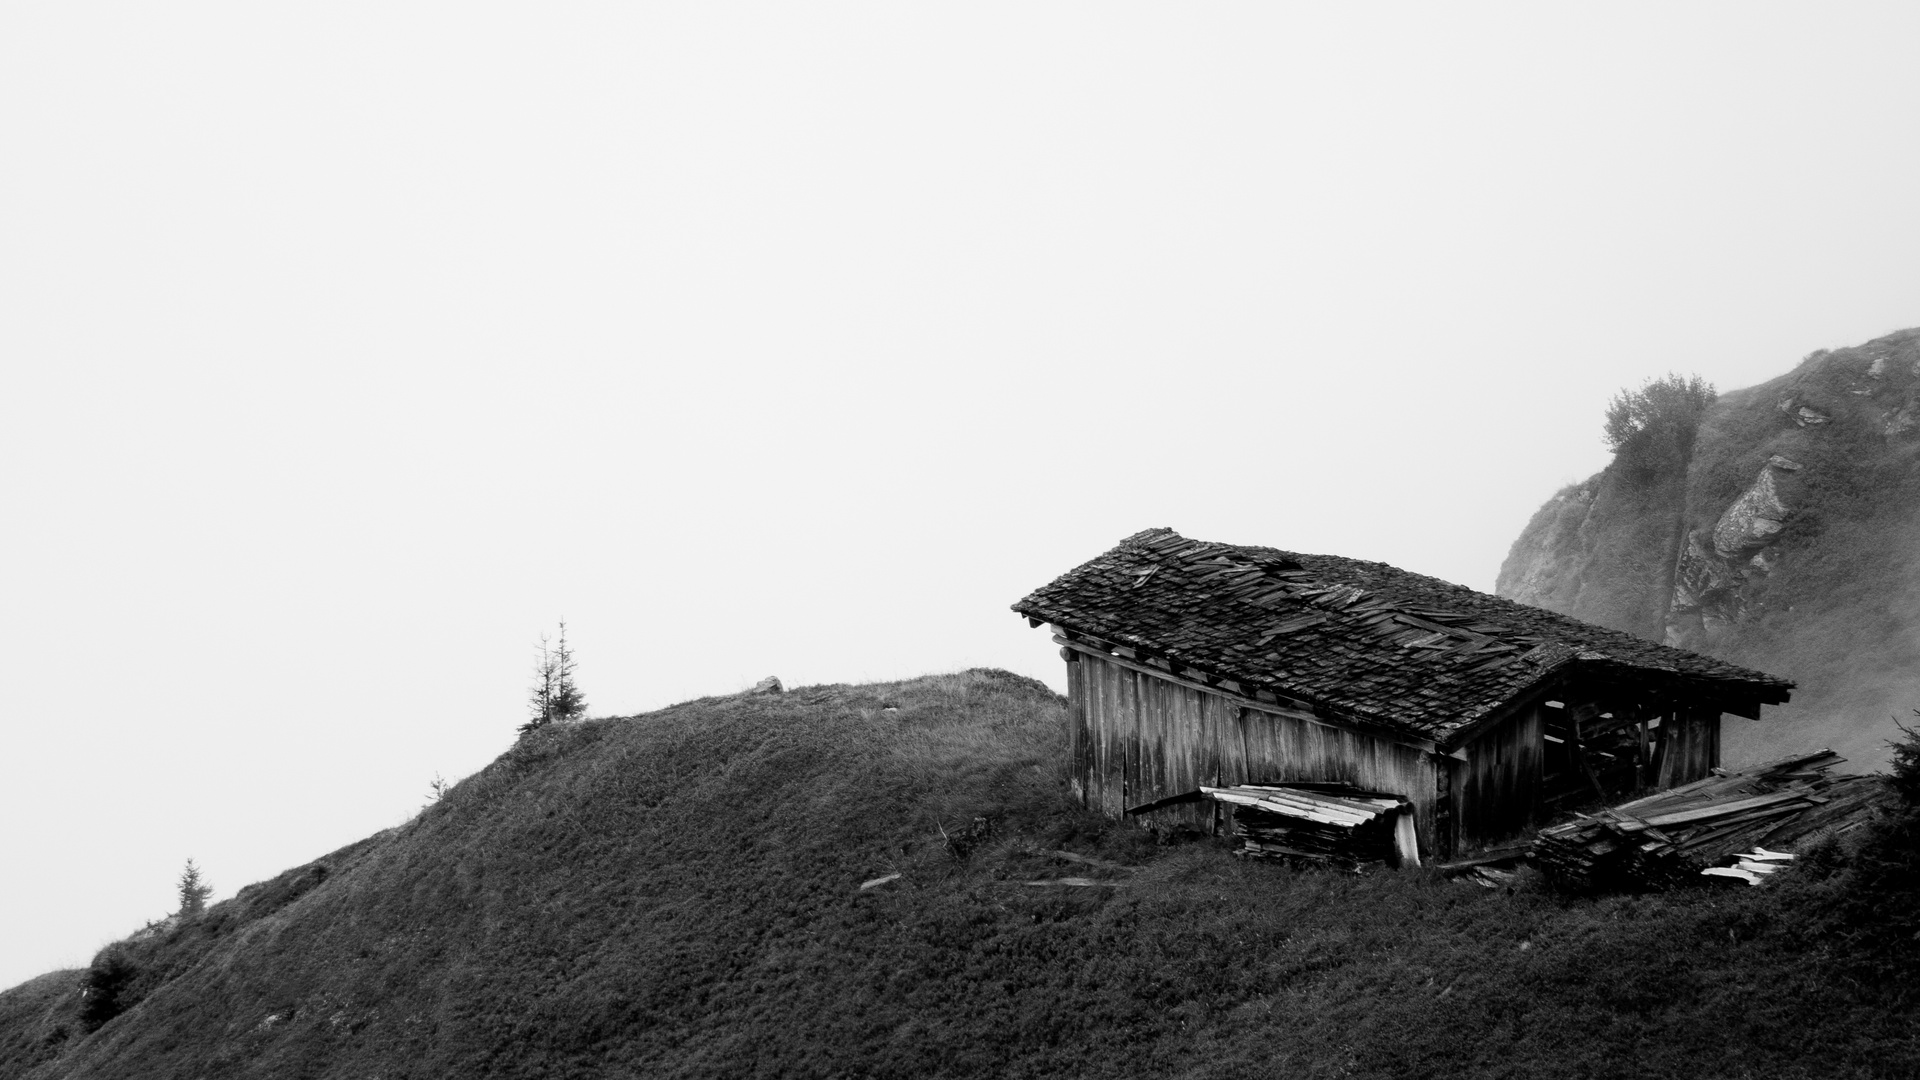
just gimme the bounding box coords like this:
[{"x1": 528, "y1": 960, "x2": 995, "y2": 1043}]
[{"x1": 5, "y1": 3, "x2": 1918, "y2": 991}]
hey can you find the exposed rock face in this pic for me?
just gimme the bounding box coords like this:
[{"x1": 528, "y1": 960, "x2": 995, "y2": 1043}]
[
  {"x1": 1777, "y1": 399, "x2": 1831, "y2": 427},
  {"x1": 1710, "y1": 457, "x2": 1794, "y2": 557},
  {"x1": 1491, "y1": 481, "x2": 1596, "y2": 607},
  {"x1": 1498, "y1": 328, "x2": 1920, "y2": 769},
  {"x1": 1667, "y1": 455, "x2": 1799, "y2": 650},
  {"x1": 1887, "y1": 405, "x2": 1918, "y2": 439}
]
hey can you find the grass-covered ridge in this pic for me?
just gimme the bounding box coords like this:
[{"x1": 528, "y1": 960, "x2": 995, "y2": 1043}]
[{"x1": 5, "y1": 670, "x2": 1917, "y2": 1079}]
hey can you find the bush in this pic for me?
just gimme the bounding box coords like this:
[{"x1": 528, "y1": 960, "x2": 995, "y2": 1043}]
[
  {"x1": 1785, "y1": 713, "x2": 1920, "y2": 980},
  {"x1": 1602, "y1": 373, "x2": 1716, "y2": 476},
  {"x1": 1888, "y1": 712, "x2": 1920, "y2": 808},
  {"x1": 78, "y1": 947, "x2": 138, "y2": 1032}
]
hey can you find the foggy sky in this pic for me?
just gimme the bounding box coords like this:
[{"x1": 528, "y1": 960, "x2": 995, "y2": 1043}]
[{"x1": 5, "y1": 3, "x2": 1919, "y2": 990}]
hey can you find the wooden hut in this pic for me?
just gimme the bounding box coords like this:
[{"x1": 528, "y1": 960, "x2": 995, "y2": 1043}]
[{"x1": 1013, "y1": 529, "x2": 1794, "y2": 861}]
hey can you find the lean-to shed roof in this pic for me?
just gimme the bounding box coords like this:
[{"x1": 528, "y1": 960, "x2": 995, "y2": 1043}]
[{"x1": 1013, "y1": 528, "x2": 1793, "y2": 749}]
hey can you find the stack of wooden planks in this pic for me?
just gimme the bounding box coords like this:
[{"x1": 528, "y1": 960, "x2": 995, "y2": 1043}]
[
  {"x1": 1532, "y1": 750, "x2": 1892, "y2": 891},
  {"x1": 1200, "y1": 784, "x2": 1420, "y2": 871},
  {"x1": 1700, "y1": 847, "x2": 1797, "y2": 886}
]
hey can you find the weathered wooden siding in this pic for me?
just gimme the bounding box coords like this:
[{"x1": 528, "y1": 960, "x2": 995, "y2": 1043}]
[
  {"x1": 1067, "y1": 648, "x2": 1744, "y2": 861},
  {"x1": 1457, "y1": 702, "x2": 1545, "y2": 844},
  {"x1": 1070, "y1": 652, "x2": 1441, "y2": 854},
  {"x1": 1656, "y1": 707, "x2": 1721, "y2": 787},
  {"x1": 1072, "y1": 653, "x2": 1215, "y2": 830},
  {"x1": 1065, "y1": 651, "x2": 1090, "y2": 805}
]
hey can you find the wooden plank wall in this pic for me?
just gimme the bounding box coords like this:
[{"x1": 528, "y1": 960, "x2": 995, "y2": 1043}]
[
  {"x1": 1456, "y1": 703, "x2": 1544, "y2": 845},
  {"x1": 1655, "y1": 707, "x2": 1722, "y2": 788},
  {"x1": 1071, "y1": 653, "x2": 1439, "y2": 852},
  {"x1": 1072, "y1": 654, "x2": 1222, "y2": 831},
  {"x1": 1069, "y1": 652, "x2": 1743, "y2": 860},
  {"x1": 1064, "y1": 652, "x2": 1090, "y2": 806},
  {"x1": 1238, "y1": 706, "x2": 1439, "y2": 854}
]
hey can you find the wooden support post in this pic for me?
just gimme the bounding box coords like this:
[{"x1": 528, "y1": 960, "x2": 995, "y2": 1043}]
[
  {"x1": 1569, "y1": 704, "x2": 1608, "y2": 802},
  {"x1": 1634, "y1": 719, "x2": 1650, "y2": 792},
  {"x1": 1654, "y1": 710, "x2": 1678, "y2": 788}
]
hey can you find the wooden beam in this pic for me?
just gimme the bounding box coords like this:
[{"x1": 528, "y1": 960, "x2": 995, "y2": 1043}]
[
  {"x1": 1124, "y1": 789, "x2": 1206, "y2": 815},
  {"x1": 1441, "y1": 674, "x2": 1570, "y2": 753},
  {"x1": 1640, "y1": 790, "x2": 1812, "y2": 827}
]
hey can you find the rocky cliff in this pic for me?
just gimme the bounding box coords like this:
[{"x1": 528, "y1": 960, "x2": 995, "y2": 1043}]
[{"x1": 1499, "y1": 329, "x2": 1920, "y2": 769}]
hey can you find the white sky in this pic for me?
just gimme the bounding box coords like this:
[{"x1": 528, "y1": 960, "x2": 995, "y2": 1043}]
[{"x1": 4, "y1": 3, "x2": 1918, "y2": 990}]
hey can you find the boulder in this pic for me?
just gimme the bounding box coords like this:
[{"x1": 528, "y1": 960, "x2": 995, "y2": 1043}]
[{"x1": 1711, "y1": 463, "x2": 1791, "y2": 559}]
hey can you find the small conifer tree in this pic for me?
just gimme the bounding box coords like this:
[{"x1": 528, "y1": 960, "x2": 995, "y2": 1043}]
[
  {"x1": 521, "y1": 622, "x2": 587, "y2": 734},
  {"x1": 176, "y1": 859, "x2": 212, "y2": 917}
]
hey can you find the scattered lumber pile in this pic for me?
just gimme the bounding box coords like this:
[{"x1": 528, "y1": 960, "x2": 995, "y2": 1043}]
[
  {"x1": 1700, "y1": 847, "x2": 1796, "y2": 886},
  {"x1": 1199, "y1": 784, "x2": 1420, "y2": 871},
  {"x1": 1532, "y1": 750, "x2": 1893, "y2": 891},
  {"x1": 1434, "y1": 842, "x2": 1533, "y2": 888}
]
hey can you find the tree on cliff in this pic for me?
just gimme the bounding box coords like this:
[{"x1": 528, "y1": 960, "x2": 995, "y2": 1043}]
[
  {"x1": 1603, "y1": 373, "x2": 1716, "y2": 475},
  {"x1": 176, "y1": 859, "x2": 212, "y2": 917},
  {"x1": 521, "y1": 622, "x2": 587, "y2": 734}
]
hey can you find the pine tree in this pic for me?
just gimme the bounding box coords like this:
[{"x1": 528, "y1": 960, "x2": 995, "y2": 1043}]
[
  {"x1": 549, "y1": 621, "x2": 586, "y2": 722},
  {"x1": 176, "y1": 859, "x2": 212, "y2": 917},
  {"x1": 525, "y1": 632, "x2": 556, "y2": 733},
  {"x1": 521, "y1": 622, "x2": 587, "y2": 734}
]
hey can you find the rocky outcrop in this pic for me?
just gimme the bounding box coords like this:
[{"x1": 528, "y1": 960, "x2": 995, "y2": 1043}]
[
  {"x1": 1711, "y1": 455, "x2": 1797, "y2": 556},
  {"x1": 1666, "y1": 455, "x2": 1799, "y2": 650},
  {"x1": 1498, "y1": 327, "x2": 1920, "y2": 769},
  {"x1": 1887, "y1": 402, "x2": 1919, "y2": 439},
  {"x1": 1778, "y1": 399, "x2": 1830, "y2": 427},
  {"x1": 1492, "y1": 480, "x2": 1596, "y2": 608}
]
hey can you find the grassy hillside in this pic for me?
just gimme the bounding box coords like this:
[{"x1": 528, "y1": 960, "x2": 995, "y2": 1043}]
[
  {"x1": 1495, "y1": 469, "x2": 1689, "y2": 643},
  {"x1": 0, "y1": 970, "x2": 81, "y2": 1073},
  {"x1": 1500, "y1": 329, "x2": 1920, "y2": 769},
  {"x1": 6, "y1": 670, "x2": 1918, "y2": 1079}
]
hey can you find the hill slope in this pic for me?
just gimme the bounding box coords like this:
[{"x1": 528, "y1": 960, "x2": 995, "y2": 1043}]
[
  {"x1": 5, "y1": 670, "x2": 1917, "y2": 1079},
  {"x1": 1500, "y1": 329, "x2": 1920, "y2": 769}
]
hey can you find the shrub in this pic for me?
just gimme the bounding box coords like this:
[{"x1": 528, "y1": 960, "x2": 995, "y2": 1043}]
[
  {"x1": 78, "y1": 947, "x2": 138, "y2": 1031},
  {"x1": 1602, "y1": 373, "x2": 1716, "y2": 476},
  {"x1": 1786, "y1": 713, "x2": 1920, "y2": 980},
  {"x1": 1888, "y1": 712, "x2": 1920, "y2": 808}
]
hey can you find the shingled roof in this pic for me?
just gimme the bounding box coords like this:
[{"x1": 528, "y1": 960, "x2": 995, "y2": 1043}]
[{"x1": 1013, "y1": 528, "x2": 1793, "y2": 749}]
